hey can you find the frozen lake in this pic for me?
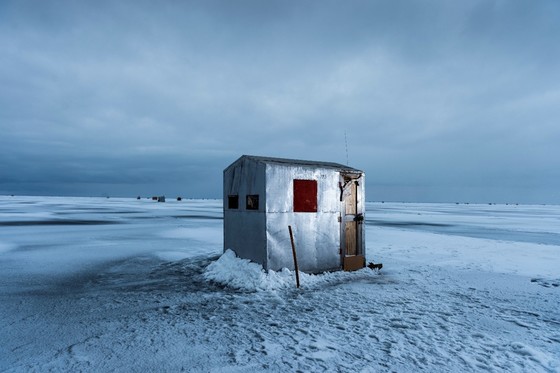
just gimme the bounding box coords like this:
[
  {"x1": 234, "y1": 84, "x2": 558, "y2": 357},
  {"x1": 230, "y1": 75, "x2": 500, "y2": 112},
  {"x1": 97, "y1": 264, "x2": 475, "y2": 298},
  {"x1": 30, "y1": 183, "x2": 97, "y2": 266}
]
[{"x1": 1, "y1": 196, "x2": 559, "y2": 372}]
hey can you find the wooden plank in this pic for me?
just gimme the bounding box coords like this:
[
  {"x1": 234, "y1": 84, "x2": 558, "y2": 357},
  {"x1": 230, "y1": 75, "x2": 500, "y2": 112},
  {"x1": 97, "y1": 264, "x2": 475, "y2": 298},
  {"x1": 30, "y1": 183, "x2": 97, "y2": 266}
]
[
  {"x1": 345, "y1": 182, "x2": 357, "y2": 215},
  {"x1": 345, "y1": 221, "x2": 357, "y2": 256},
  {"x1": 343, "y1": 255, "x2": 365, "y2": 271}
]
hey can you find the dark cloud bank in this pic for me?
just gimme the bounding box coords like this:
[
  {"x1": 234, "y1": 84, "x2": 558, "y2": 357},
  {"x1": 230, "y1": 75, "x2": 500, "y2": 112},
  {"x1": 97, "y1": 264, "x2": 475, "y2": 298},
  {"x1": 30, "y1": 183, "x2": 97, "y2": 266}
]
[{"x1": 1, "y1": 0, "x2": 559, "y2": 203}]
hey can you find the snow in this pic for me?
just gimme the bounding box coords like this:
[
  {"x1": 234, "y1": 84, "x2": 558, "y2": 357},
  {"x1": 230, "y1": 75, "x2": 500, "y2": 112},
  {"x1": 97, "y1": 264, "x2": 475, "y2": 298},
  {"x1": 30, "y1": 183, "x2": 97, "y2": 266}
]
[
  {"x1": 1, "y1": 196, "x2": 559, "y2": 372},
  {"x1": 204, "y1": 249, "x2": 382, "y2": 292},
  {"x1": 204, "y1": 249, "x2": 296, "y2": 291}
]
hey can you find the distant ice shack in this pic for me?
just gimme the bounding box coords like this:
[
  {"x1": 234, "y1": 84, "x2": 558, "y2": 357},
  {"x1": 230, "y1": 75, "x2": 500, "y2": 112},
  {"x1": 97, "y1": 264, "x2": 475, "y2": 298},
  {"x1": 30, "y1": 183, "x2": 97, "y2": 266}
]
[{"x1": 223, "y1": 155, "x2": 366, "y2": 273}]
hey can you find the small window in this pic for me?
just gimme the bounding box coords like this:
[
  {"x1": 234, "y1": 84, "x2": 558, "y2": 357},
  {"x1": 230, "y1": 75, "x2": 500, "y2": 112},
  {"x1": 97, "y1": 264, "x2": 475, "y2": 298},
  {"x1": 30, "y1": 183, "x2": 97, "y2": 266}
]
[
  {"x1": 294, "y1": 179, "x2": 317, "y2": 212},
  {"x1": 246, "y1": 195, "x2": 259, "y2": 210},
  {"x1": 228, "y1": 195, "x2": 239, "y2": 209}
]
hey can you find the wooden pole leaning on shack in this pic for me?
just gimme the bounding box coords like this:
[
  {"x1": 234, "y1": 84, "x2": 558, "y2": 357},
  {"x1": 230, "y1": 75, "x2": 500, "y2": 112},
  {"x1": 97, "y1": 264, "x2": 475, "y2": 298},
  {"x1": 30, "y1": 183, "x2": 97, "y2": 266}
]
[{"x1": 288, "y1": 225, "x2": 300, "y2": 288}]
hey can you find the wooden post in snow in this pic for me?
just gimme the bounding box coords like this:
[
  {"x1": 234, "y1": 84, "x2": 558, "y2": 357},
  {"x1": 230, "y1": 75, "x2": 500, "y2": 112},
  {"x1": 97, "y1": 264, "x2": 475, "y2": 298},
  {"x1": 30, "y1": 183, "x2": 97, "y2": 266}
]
[{"x1": 288, "y1": 225, "x2": 300, "y2": 288}]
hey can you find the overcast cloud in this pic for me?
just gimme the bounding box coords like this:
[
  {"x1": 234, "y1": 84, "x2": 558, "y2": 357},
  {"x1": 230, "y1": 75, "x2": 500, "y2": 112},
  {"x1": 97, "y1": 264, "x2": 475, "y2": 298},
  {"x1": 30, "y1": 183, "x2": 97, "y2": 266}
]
[{"x1": 1, "y1": 0, "x2": 559, "y2": 203}]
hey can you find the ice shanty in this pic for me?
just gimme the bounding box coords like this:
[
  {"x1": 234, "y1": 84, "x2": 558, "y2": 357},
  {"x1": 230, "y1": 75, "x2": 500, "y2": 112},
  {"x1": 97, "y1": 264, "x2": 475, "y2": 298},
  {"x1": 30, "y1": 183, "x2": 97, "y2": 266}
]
[{"x1": 223, "y1": 155, "x2": 366, "y2": 273}]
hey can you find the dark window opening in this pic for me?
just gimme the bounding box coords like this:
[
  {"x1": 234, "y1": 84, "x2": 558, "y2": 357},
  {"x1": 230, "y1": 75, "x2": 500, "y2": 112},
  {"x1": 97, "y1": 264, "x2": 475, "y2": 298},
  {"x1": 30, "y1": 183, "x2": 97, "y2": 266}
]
[
  {"x1": 294, "y1": 179, "x2": 317, "y2": 212},
  {"x1": 246, "y1": 195, "x2": 259, "y2": 210},
  {"x1": 228, "y1": 195, "x2": 239, "y2": 209}
]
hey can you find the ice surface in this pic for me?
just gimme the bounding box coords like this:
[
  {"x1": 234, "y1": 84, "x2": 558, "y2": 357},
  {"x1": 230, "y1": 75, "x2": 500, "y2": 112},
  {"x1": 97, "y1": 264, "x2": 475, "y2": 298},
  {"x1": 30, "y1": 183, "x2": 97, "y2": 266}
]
[{"x1": 1, "y1": 196, "x2": 559, "y2": 372}]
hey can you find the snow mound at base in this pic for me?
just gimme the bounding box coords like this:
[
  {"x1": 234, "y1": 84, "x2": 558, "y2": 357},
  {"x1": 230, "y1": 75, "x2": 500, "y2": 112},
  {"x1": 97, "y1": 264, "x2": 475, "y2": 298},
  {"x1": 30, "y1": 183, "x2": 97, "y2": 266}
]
[
  {"x1": 203, "y1": 249, "x2": 377, "y2": 292},
  {"x1": 203, "y1": 249, "x2": 295, "y2": 291}
]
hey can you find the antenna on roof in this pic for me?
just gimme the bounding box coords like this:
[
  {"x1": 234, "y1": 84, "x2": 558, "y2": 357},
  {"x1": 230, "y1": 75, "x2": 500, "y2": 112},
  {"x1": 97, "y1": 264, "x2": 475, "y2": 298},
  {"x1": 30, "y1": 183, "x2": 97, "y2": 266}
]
[{"x1": 344, "y1": 129, "x2": 349, "y2": 165}]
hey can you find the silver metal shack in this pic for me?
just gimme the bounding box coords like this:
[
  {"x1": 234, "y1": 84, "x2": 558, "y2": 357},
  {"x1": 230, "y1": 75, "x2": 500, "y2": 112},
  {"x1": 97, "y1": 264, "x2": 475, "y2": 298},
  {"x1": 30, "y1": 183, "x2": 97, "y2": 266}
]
[{"x1": 223, "y1": 155, "x2": 365, "y2": 273}]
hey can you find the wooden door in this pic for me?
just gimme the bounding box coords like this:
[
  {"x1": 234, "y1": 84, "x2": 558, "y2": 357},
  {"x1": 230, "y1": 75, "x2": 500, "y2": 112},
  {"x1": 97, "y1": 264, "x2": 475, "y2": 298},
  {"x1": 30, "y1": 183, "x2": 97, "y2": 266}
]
[
  {"x1": 344, "y1": 181, "x2": 358, "y2": 256},
  {"x1": 341, "y1": 175, "x2": 364, "y2": 271}
]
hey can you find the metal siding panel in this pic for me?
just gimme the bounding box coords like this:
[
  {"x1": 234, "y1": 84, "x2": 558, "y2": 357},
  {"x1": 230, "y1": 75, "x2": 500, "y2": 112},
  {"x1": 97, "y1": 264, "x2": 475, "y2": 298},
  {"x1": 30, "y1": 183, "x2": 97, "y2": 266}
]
[
  {"x1": 266, "y1": 212, "x2": 340, "y2": 272},
  {"x1": 224, "y1": 157, "x2": 267, "y2": 268},
  {"x1": 265, "y1": 164, "x2": 341, "y2": 272},
  {"x1": 224, "y1": 210, "x2": 267, "y2": 266}
]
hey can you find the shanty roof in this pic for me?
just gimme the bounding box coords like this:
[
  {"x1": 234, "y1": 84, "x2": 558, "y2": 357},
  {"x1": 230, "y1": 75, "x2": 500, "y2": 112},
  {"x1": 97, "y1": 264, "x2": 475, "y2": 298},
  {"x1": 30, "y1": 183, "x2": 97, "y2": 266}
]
[{"x1": 227, "y1": 155, "x2": 363, "y2": 173}]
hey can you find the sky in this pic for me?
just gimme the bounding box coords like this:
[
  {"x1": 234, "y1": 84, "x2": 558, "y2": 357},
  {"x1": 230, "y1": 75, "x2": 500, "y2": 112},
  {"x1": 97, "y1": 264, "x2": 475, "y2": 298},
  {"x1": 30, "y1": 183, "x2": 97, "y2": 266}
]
[{"x1": 1, "y1": 0, "x2": 559, "y2": 204}]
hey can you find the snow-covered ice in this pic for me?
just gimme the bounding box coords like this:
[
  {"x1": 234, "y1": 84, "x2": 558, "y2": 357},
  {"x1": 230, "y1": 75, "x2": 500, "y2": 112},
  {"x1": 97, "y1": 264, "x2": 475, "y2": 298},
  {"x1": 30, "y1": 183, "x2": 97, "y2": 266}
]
[{"x1": 0, "y1": 196, "x2": 559, "y2": 372}]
